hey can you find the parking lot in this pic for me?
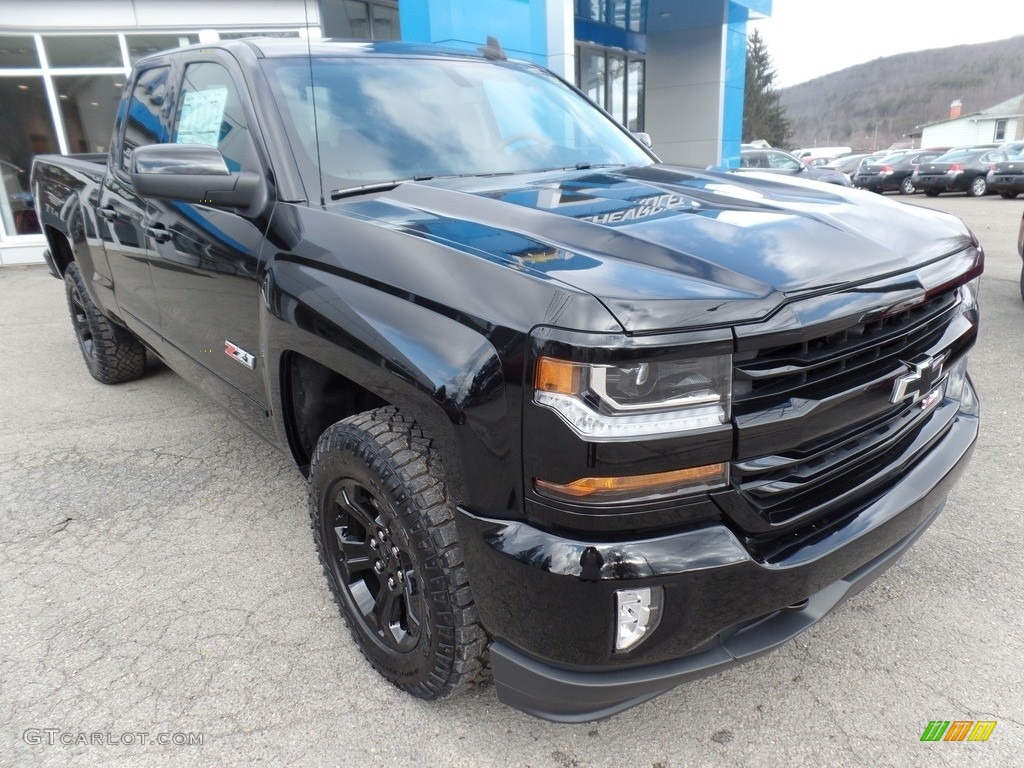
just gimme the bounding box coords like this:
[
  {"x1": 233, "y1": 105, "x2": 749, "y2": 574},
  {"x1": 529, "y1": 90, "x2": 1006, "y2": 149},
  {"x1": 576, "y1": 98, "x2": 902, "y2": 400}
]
[{"x1": 1, "y1": 193, "x2": 1022, "y2": 767}]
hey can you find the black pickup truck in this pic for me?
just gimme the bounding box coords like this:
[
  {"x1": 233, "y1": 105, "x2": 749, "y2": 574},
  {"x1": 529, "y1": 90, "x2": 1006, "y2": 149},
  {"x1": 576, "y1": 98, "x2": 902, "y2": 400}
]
[{"x1": 32, "y1": 39, "x2": 982, "y2": 722}]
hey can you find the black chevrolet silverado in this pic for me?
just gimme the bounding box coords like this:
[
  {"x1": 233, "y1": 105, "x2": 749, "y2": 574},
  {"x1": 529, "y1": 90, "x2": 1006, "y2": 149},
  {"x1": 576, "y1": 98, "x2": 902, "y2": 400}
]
[{"x1": 32, "y1": 39, "x2": 982, "y2": 722}]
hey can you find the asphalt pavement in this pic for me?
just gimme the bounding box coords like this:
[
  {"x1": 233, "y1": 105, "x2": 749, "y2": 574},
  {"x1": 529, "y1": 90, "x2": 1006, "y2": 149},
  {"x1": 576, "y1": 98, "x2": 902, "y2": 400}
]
[{"x1": 1, "y1": 192, "x2": 1022, "y2": 767}]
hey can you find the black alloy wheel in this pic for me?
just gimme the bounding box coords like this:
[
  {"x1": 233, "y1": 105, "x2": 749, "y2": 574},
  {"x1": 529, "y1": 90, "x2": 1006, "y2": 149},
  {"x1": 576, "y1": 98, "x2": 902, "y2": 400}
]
[
  {"x1": 64, "y1": 261, "x2": 146, "y2": 384},
  {"x1": 328, "y1": 478, "x2": 423, "y2": 653},
  {"x1": 309, "y1": 407, "x2": 489, "y2": 699}
]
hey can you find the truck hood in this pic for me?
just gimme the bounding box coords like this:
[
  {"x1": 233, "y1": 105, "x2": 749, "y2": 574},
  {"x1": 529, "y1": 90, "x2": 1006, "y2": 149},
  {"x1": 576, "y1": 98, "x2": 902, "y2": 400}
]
[{"x1": 333, "y1": 164, "x2": 973, "y2": 333}]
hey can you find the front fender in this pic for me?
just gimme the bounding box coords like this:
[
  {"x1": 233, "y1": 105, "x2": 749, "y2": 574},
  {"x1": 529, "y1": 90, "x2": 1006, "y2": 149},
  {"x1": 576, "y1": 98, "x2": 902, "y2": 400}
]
[{"x1": 263, "y1": 257, "x2": 521, "y2": 514}]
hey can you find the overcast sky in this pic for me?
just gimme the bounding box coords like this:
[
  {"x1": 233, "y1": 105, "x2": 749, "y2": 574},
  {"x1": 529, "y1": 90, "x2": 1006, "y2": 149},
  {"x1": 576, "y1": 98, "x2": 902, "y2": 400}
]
[{"x1": 752, "y1": 0, "x2": 1024, "y2": 88}]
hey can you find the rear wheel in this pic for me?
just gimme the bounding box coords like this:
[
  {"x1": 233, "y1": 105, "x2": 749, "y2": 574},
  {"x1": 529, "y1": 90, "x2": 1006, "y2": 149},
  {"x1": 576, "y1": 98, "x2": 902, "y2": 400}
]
[
  {"x1": 899, "y1": 177, "x2": 915, "y2": 195},
  {"x1": 1000, "y1": 191, "x2": 1019, "y2": 199},
  {"x1": 968, "y1": 176, "x2": 988, "y2": 197},
  {"x1": 309, "y1": 407, "x2": 489, "y2": 699},
  {"x1": 64, "y1": 262, "x2": 146, "y2": 384}
]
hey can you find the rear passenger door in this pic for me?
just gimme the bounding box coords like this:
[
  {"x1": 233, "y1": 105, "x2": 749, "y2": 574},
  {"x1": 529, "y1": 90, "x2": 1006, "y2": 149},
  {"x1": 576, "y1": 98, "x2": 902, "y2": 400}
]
[{"x1": 142, "y1": 51, "x2": 272, "y2": 428}]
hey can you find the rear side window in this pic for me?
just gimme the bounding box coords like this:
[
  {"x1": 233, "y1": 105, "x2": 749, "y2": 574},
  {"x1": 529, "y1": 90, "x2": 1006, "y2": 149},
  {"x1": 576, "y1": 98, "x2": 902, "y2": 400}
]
[
  {"x1": 172, "y1": 62, "x2": 259, "y2": 173},
  {"x1": 120, "y1": 66, "x2": 171, "y2": 171}
]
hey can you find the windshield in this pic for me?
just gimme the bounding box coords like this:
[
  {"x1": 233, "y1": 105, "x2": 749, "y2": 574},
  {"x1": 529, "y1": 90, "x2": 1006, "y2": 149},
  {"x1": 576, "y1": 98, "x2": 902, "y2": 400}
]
[{"x1": 261, "y1": 55, "x2": 653, "y2": 194}]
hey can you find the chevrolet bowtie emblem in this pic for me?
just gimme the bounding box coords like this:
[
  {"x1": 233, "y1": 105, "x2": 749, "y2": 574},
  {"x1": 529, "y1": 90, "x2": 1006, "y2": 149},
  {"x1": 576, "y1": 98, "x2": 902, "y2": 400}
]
[{"x1": 891, "y1": 353, "x2": 947, "y2": 405}]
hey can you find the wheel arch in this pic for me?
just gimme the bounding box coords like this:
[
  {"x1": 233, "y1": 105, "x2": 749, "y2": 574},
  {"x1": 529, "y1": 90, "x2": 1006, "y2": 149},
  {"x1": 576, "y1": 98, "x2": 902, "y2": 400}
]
[{"x1": 265, "y1": 263, "x2": 520, "y2": 512}]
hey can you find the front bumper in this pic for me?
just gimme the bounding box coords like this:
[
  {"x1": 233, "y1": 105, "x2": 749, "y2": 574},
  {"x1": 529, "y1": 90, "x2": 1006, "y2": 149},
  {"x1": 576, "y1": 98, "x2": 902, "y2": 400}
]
[{"x1": 457, "y1": 409, "x2": 977, "y2": 722}]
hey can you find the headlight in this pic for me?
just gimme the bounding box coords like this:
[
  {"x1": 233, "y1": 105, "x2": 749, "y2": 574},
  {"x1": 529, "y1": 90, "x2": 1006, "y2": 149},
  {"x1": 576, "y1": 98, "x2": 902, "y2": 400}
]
[
  {"x1": 961, "y1": 274, "x2": 981, "y2": 313},
  {"x1": 533, "y1": 354, "x2": 732, "y2": 442}
]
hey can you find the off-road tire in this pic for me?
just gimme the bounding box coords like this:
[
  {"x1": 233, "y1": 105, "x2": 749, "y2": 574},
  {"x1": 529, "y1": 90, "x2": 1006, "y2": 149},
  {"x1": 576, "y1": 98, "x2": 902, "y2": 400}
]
[
  {"x1": 899, "y1": 177, "x2": 915, "y2": 195},
  {"x1": 968, "y1": 176, "x2": 988, "y2": 197},
  {"x1": 309, "y1": 406, "x2": 489, "y2": 699},
  {"x1": 64, "y1": 262, "x2": 146, "y2": 384}
]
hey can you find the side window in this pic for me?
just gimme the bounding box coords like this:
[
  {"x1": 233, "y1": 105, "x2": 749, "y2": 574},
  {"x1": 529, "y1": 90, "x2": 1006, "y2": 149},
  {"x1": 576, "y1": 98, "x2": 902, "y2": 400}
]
[
  {"x1": 173, "y1": 62, "x2": 259, "y2": 172},
  {"x1": 768, "y1": 151, "x2": 800, "y2": 170},
  {"x1": 120, "y1": 66, "x2": 171, "y2": 172}
]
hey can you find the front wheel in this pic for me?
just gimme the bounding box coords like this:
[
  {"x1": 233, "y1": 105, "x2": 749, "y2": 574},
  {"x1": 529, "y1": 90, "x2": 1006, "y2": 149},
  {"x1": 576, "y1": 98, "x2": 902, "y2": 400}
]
[
  {"x1": 968, "y1": 176, "x2": 988, "y2": 197},
  {"x1": 309, "y1": 407, "x2": 489, "y2": 699},
  {"x1": 924, "y1": 190, "x2": 941, "y2": 197},
  {"x1": 1000, "y1": 191, "x2": 1019, "y2": 199},
  {"x1": 64, "y1": 262, "x2": 146, "y2": 384},
  {"x1": 899, "y1": 177, "x2": 915, "y2": 195}
]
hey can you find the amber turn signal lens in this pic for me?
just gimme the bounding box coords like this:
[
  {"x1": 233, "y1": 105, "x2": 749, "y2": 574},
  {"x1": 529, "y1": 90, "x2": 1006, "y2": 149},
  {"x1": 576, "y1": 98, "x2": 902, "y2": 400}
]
[
  {"x1": 535, "y1": 463, "x2": 728, "y2": 502},
  {"x1": 535, "y1": 356, "x2": 582, "y2": 395}
]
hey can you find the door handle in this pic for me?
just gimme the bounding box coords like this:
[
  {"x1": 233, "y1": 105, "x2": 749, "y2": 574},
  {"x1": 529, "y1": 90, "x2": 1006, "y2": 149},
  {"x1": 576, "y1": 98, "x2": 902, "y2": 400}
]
[
  {"x1": 145, "y1": 224, "x2": 172, "y2": 244},
  {"x1": 97, "y1": 206, "x2": 118, "y2": 221}
]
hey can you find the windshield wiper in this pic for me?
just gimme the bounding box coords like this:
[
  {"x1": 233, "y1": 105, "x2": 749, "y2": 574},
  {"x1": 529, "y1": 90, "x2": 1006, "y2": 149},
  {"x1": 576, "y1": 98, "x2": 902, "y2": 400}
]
[
  {"x1": 329, "y1": 181, "x2": 403, "y2": 201},
  {"x1": 329, "y1": 174, "x2": 438, "y2": 201}
]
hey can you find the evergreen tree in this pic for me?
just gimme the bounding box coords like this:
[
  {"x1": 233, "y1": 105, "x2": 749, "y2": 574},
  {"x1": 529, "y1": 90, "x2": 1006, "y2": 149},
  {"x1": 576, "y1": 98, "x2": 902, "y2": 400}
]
[{"x1": 743, "y1": 29, "x2": 792, "y2": 148}]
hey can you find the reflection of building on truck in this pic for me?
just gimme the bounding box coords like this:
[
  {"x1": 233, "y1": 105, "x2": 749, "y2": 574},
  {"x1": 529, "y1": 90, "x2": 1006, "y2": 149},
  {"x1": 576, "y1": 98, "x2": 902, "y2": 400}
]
[
  {"x1": 1, "y1": 159, "x2": 38, "y2": 235},
  {"x1": 33, "y1": 38, "x2": 982, "y2": 723}
]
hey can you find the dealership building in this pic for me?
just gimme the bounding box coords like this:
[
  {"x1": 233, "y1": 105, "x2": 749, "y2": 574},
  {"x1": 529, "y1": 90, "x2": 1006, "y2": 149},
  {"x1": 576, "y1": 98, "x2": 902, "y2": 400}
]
[{"x1": 0, "y1": 0, "x2": 771, "y2": 265}]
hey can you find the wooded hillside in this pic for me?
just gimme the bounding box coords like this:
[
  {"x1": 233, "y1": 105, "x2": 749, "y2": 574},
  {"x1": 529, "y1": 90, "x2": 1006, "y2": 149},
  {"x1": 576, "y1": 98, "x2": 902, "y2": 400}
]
[{"x1": 778, "y1": 35, "x2": 1024, "y2": 151}]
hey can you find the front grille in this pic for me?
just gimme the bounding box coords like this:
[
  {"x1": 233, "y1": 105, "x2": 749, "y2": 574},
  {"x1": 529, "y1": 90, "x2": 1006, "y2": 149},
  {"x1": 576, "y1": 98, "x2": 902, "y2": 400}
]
[
  {"x1": 733, "y1": 289, "x2": 959, "y2": 414},
  {"x1": 727, "y1": 280, "x2": 972, "y2": 543},
  {"x1": 734, "y1": 400, "x2": 952, "y2": 528}
]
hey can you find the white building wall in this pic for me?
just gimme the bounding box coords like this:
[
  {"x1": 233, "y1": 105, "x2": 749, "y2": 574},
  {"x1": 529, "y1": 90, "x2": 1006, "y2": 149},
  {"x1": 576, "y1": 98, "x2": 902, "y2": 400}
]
[
  {"x1": 1, "y1": 0, "x2": 318, "y2": 31},
  {"x1": 921, "y1": 118, "x2": 995, "y2": 149}
]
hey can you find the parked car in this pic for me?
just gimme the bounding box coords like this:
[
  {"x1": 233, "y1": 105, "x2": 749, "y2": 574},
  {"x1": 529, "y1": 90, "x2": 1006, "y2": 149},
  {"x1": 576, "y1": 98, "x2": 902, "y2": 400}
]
[
  {"x1": 853, "y1": 149, "x2": 946, "y2": 195},
  {"x1": 987, "y1": 149, "x2": 1024, "y2": 198},
  {"x1": 792, "y1": 146, "x2": 851, "y2": 161},
  {"x1": 820, "y1": 152, "x2": 872, "y2": 180},
  {"x1": 912, "y1": 147, "x2": 1011, "y2": 196},
  {"x1": 997, "y1": 141, "x2": 1024, "y2": 155},
  {"x1": 738, "y1": 147, "x2": 851, "y2": 185}
]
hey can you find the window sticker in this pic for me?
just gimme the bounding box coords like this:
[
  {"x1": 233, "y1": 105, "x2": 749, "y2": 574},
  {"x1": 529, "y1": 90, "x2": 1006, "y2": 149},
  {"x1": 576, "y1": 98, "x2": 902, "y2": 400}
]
[{"x1": 176, "y1": 87, "x2": 228, "y2": 146}]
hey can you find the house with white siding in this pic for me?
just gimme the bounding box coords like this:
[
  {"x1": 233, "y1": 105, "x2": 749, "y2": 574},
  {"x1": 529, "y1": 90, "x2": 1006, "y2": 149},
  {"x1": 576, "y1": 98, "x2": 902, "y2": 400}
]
[{"x1": 919, "y1": 94, "x2": 1024, "y2": 148}]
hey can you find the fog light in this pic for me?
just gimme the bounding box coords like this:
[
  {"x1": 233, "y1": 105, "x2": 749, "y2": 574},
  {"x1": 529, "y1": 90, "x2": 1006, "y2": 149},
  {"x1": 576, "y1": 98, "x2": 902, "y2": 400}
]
[{"x1": 615, "y1": 586, "x2": 663, "y2": 652}]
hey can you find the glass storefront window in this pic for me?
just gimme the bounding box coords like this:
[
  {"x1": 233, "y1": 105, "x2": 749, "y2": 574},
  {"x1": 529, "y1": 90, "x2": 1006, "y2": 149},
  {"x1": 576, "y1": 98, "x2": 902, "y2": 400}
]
[
  {"x1": 322, "y1": 0, "x2": 401, "y2": 39},
  {"x1": 580, "y1": 48, "x2": 606, "y2": 110},
  {"x1": 627, "y1": 59, "x2": 644, "y2": 131},
  {"x1": 0, "y1": 78, "x2": 58, "y2": 236},
  {"x1": 629, "y1": 0, "x2": 644, "y2": 32},
  {"x1": 43, "y1": 35, "x2": 123, "y2": 68},
  {"x1": 218, "y1": 30, "x2": 301, "y2": 40},
  {"x1": 324, "y1": 0, "x2": 371, "y2": 38},
  {"x1": 126, "y1": 33, "x2": 200, "y2": 63},
  {"x1": 54, "y1": 75, "x2": 124, "y2": 154},
  {"x1": 371, "y1": 5, "x2": 401, "y2": 40},
  {"x1": 608, "y1": 52, "x2": 625, "y2": 126},
  {"x1": 575, "y1": 46, "x2": 644, "y2": 131},
  {"x1": 577, "y1": 1, "x2": 644, "y2": 31},
  {"x1": 0, "y1": 36, "x2": 41, "y2": 68}
]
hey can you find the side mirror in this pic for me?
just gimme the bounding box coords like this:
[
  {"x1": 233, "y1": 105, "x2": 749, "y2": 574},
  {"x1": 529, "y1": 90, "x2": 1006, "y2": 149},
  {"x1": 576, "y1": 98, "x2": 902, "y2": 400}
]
[
  {"x1": 632, "y1": 131, "x2": 653, "y2": 149},
  {"x1": 130, "y1": 143, "x2": 262, "y2": 210}
]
